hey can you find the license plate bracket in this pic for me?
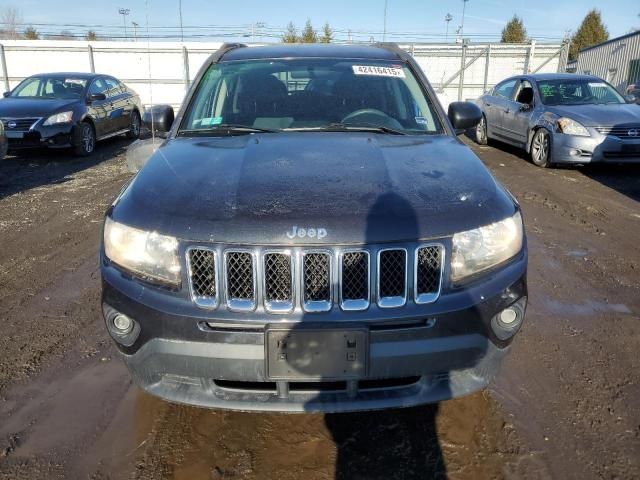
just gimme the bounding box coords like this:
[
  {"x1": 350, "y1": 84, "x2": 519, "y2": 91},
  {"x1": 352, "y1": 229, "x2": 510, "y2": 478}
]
[
  {"x1": 5, "y1": 131, "x2": 24, "y2": 139},
  {"x1": 265, "y1": 327, "x2": 369, "y2": 381}
]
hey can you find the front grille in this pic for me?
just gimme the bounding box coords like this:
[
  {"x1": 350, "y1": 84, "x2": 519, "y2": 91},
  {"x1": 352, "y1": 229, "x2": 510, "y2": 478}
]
[
  {"x1": 595, "y1": 124, "x2": 640, "y2": 138},
  {"x1": 187, "y1": 248, "x2": 217, "y2": 308},
  {"x1": 303, "y1": 252, "x2": 331, "y2": 311},
  {"x1": 187, "y1": 244, "x2": 444, "y2": 313},
  {"x1": 1, "y1": 117, "x2": 40, "y2": 131},
  {"x1": 225, "y1": 251, "x2": 256, "y2": 310},
  {"x1": 378, "y1": 249, "x2": 407, "y2": 307},
  {"x1": 415, "y1": 245, "x2": 443, "y2": 304}
]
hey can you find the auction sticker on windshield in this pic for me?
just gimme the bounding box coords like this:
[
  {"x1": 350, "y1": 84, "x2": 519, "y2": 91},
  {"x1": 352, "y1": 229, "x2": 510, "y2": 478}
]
[{"x1": 352, "y1": 65, "x2": 405, "y2": 78}]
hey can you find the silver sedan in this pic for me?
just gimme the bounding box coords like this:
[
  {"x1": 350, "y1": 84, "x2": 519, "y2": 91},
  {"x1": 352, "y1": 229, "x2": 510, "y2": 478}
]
[{"x1": 473, "y1": 73, "x2": 640, "y2": 167}]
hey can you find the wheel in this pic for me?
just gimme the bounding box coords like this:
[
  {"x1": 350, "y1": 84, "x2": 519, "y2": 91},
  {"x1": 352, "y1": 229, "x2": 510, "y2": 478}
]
[
  {"x1": 474, "y1": 114, "x2": 488, "y2": 145},
  {"x1": 126, "y1": 110, "x2": 141, "y2": 139},
  {"x1": 74, "y1": 122, "x2": 95, "y2": 157},
  {"x1": 530, "y1": 128, "x2": 552, "y2": 168}
]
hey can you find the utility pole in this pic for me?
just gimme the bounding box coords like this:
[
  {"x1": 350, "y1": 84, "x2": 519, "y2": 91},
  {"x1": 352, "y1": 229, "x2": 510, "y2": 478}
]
[
  {"x1": 460, "y1": 0, "x2": 469, "y2": 38},
  {"x1": 178, "y1": 0, "x2": 184, "y2": 42},
  {"x1": 445, "y1": 13, "x2": 452, "y2": 42},
  {"x1": 132, "y1": 21, "x2": 139, "y2": 41},
  {"x1": 383, "y1": 0, "x2": 388, "y2": 42},
  {"x1": 118, "y1": 8, "x2": 130, "y2": 39}
]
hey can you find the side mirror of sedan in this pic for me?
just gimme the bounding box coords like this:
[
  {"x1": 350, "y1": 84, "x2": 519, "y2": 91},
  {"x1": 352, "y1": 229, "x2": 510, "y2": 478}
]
[
  {"x1": 88, "y1": 93, "x2": 107, "y2": 102},
  {"x1": 448, "y1": 101, "x2": 482, "y2": 134},
  {"x1": 519, "y1": 103, "x2": 533, "y2": 112},
  {"x1": 143, "y1": 104, "x2": 175, "y2": 135},
  {"x1": 2, "y1": 91, "x2": 10, "y2": 98},
  {"x1": 624, "y1": 94, "x2": 637, "y2": 104}
]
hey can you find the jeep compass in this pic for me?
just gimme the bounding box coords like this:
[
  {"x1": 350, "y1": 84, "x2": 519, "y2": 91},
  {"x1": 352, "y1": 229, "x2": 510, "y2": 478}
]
[{"x1": 101, "y1": 43, "x2": 527, "y2": 412}]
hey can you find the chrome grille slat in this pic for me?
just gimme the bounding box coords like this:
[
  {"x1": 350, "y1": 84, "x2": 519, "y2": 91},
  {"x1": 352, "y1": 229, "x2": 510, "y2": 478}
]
[
  {"x1": 1, "y1": 117, "x2": 40, "y2": 131},
  {"x1": 225, "y1": 251, "x2": 256, "y2": 311},
  {"x1": 377, "y1": 249, "x2": 407, "y2": 308},
  {"x1": 302, "y1": 252, "x2": 332, "y2": 312},
  {"x1": 595, "y1": 124, "x2": 640, "y2": 138},
  {"x1": 187, "y1": 248, "x2": 218, "y2": 309},
  {"x1": 263, "y1": 252, "x2": 294, "y2": 313},
  {"x1": 340, "y1": 251, "x2": 369, "y2": 311},
  {"x1": 415, "y1": 245, "x2": 444, "y2": 304}
]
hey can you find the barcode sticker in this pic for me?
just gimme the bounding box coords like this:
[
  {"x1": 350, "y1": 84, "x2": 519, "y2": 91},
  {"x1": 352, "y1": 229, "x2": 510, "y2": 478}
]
[{"x1": 352, "y1": 65, "x2": 405, "y2": 78}]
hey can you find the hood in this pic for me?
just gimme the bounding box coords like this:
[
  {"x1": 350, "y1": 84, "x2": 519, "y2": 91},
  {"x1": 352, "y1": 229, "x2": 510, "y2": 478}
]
[
  {"x1": 112, "y1": 133, "x2": 516, "y2": 245},
  {"x1": 0, "y1": 97, "x2": 79, "y2": 118},
  {"x1": 546, "y1": 103, "x2": 640, "y2": 127}
]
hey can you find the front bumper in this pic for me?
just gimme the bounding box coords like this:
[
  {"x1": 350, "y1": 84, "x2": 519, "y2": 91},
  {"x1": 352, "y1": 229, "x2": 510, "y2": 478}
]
[
  {"x1": 6, "y1": 123, "x2": 75, "y2": 150},
  {"x1": 101, "y1": 250, "x2": 527, "y2": 413},
  {"x1": 552, "y1": 131, "x2": 640, "y2": 164}
]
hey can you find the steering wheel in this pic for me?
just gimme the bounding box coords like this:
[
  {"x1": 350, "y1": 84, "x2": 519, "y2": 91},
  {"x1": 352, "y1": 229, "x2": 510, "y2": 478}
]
[{"x1": 341, "y1": 109, "x2": 403, "y2": 129}]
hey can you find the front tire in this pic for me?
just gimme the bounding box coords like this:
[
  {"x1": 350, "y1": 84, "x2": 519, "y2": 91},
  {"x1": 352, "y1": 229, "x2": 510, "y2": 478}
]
[
  {"x1": 126, "y1": 110, "x2": 141, "y2": 139},
  {"x1": 530, "y1": 128, "x2": 552, "y2": 168},
  {"x1": 74, "y1": 121, "x2": 95, "y2": 157},
  {"x1": 474, "y1": 114, "x2": 488, "y2": 145}
]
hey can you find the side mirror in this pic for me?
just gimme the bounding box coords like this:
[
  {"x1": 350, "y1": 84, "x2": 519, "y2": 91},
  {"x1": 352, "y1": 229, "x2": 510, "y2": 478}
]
[
  {"x1": 624, "y1": 94, "x2": 637, "y2": 104},
  {"x1": 519, "y1": 103, "x2": 533, "y2": 112},
  {"x1": 126, "y1": 138, "x2": 161, "y2": 173},
  {"x1": 142, "y1": 104, "x2": 175, "y2": 135},
  {"x1": 88, "y1": 93, "x2": 106, "y2": 102},
  {"x1": 448, "y1": 101, "x2": 482, "y2": 134},
  {"x1": 2, "y1": 91, "x2": 10, "y2": 98}
]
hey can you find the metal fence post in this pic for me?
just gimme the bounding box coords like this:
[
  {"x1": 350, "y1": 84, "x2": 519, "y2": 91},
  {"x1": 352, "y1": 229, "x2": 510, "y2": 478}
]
[
  {"x1": 525, "y1": 40, "x2": 536, "y2": 73},
  {"x1": 557, "y1": 40, "x2": 570, "y2": 73},
  {"x1": 458, "y1": 40, "x2": 468, "y2": 101},
  {"x1": 88, "y1": 44, "x2": 95, "y2": 73},
  {"x1": 0, "y1": 44, "x2": 9, "y2": 92},
  {"x1": 483, "y1": 44, "x2": 491, "y2": 92},
  {"x1": 182, "y1": 46, "x2": 190, "y2": 91}
]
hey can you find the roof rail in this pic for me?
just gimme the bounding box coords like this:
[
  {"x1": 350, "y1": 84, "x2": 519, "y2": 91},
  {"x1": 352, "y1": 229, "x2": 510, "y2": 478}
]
[
  {"x1": 220, "y1": 42, "x2": 248, "y2": 52},
  {"x1": 373, "y1": 42, "x2": 409, "y2": 60}
]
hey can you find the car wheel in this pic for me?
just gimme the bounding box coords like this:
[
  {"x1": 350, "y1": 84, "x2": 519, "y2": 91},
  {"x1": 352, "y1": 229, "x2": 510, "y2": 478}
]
[
  {"x1": 126, "y1": 110, "x2": 141, "y2": 139},
  {"x1": 474, "y1": 114, "x2": 488, "y2": 145},
  {"x1": 74, "y1": 122, "x2": 95, "y2": 157},
  {"x1": 530, "y1": 128, "x2": 552, "y2": 168}
]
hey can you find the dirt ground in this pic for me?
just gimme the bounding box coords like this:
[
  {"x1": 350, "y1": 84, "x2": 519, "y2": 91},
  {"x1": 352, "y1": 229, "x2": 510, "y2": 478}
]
[{"x1": 0, "y1": 135, "x2": 638, "y2": 480}]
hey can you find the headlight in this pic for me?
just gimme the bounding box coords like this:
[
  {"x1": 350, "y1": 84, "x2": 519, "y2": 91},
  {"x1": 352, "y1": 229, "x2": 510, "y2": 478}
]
[
  {"x1": 451, "y1": 211, "x2": 523, "y2": 283},
  {"x1": 556, "y1": 117, "x2": 589, "y2": 136},
  {"x1": 103, "y1": 217, "x2": 181, "y2": 285},
  {"x1": 43, "y1": 111, "x2": 73, "y2": 126}
]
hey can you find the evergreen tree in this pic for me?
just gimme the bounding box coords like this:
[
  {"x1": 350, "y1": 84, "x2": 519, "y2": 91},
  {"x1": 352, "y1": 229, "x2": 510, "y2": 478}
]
[
  {"x1": 85, "y1": 30, "x2": 97, "y2": 41},
  {"x1": 320, "y1": 22, "x2": 333, "y2": 43},
  {"x1": 569, "y1": 9, "x2": 609, "y2": 60},
  {"x1": 300, "y1": 19, "x2": 317, "y2": 43},
  {"x1": 24, "y1": 26, "x2": 39, "y2": 40},
  {"x1": 282, "y1": 22, "x2": 298, "y2": 43},
  {"x1": 501, "y1": 15, "x2": 527, "y2": 43}
]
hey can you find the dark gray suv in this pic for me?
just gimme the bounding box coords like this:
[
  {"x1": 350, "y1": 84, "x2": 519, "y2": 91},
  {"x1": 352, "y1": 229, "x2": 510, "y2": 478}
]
[{"x1": 101, "y1": 43, "x2": 527, "y2": 412}]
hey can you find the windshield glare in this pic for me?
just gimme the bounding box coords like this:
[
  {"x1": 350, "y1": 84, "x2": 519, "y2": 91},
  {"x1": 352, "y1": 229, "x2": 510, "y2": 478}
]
[
  {"x1": 537, "y1": 79, "x2": 624, "y2": 105},
  {"x1": 12, "y1": 76, "x2": 87, "y2": 99},
  {"x1": 180, "y1": 58, "x2": 443, "y2": 135}
]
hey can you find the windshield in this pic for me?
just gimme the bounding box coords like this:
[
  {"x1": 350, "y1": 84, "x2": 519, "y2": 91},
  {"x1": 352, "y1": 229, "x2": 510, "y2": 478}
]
[
  {"x1": 12, "y1": 76, "x2": 87, "y2": 99},
  {"x1": 537, "y1": 79, "x2": 625, "y2": 105},
  {"x1": 180, "y1": 58, "x2": 443, "y2": 135}
]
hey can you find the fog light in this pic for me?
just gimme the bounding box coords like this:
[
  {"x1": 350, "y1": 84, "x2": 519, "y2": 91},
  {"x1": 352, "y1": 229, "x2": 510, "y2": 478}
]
[
  {"x1": 113, "y1": 314, "x2": 133, "y2": 334},
  {"x1": 499, "y1": 308, "x2": 518, "y2": 325},
  {"x1": 491, "y1": 297, "x2": 527, "y2": 341},
  {"x1": 569, "y1": 149, "x2": 581, "y2": 156}
]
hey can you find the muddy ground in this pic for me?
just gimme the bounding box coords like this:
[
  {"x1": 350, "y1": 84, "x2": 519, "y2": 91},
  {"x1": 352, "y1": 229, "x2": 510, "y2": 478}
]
[{"x1": 0, "y1": 136, "x2": 638, "y2": 480}]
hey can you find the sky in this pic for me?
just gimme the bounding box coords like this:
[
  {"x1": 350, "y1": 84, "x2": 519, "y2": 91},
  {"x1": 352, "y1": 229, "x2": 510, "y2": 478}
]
[{"x1": 4, "y1": 0, "x2": 639, "y2": 43}]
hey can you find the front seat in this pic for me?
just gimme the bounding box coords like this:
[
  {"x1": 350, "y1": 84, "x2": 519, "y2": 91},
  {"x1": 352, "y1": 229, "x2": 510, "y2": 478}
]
[
  {"x1": 52, "y1": 82, "x2": 67, "y2": 97},
  {"x1": 235, "y1": 73, "x2": 288, "y2": 126}
]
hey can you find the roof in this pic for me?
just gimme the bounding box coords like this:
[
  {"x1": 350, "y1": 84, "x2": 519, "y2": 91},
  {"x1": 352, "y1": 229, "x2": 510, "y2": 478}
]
[
  {"x1": 525, "y1": 73, "x2": 599, "y2": 81},
  {"x1": 221, "y1": 43, "x2": 402, "y2": 62},
  {"x1": 579, "y1": 29, "x2": 640, "y2": 54},
  {"x1": 28, "y1": 72, "x2": 99, "y2": 79}
]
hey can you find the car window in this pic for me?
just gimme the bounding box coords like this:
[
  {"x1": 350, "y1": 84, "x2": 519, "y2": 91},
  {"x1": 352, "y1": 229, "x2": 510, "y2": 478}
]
[
  {"x1": 514, "y1": 80, "x2": 535, "y2": 105},
  {"x1": 89, "y1": 78, "x2": 108, "y2": 96},
  {"x1": 104, "y1": 77, "x2": 122, "y2": 98},
  {"x1": 537, "y1": 79, "x2": 625, "y2": 105},
  {"x1": 180, "y1": 58, "x2": 443, "y2": 135},
  {"x1": 12, "y1": 76, "x2": 87, "y2": 99},
  {"x1": 494, "y1": 79, "x2": 517, "y2": 99}
]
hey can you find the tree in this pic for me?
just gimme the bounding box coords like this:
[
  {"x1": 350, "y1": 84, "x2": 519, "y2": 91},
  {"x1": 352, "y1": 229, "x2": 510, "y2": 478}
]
[
  {"x1": 320, "y1": 22, "x2": 333, "y2": 43},
  {"x1": 282, "y1": 21, "x2": 298, "y2": 43},
  {"x1": 23, "y1": 26, "x2": 39, "y2": 40},
  {"x1": 300, "y1": 19, "x2": 317, "y2": 43},
  {"x1": 569, "y1": 9, "x2": 609, "y2": 60},
  {"x1": 85, "y1": 30, "x2": 97, "y2": 41},
  {"x1": 501, "y1": 15, "x2": 527, "y2": 43},
  {"x1": 58, "y1": 30, "x2": 75, "y2": 40},
  {"x1": 0, "y1": 7, "x2": 23, "y2": 39}
]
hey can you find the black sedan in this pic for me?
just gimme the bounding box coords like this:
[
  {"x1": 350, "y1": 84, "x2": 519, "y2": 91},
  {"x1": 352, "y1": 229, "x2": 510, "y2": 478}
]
[{"x1": 0, "y1": 72, "x2": 143, "y2": 156}]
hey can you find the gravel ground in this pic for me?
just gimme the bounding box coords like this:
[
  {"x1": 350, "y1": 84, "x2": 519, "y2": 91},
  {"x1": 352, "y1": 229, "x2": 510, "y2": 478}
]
[{"x1": 0, "y1": 135, "x2": 638, "y2": 479}]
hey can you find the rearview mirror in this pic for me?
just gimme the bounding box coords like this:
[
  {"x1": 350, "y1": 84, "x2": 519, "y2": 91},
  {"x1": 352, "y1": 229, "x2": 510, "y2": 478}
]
[
  {"x1": 624, "y1": 94, "x2": 637, "y2": 104},
  {"x1": 88, "y1": 93, "x2": 106, "y2": 102},
  {"x1": 448, "y1": 101, "x2": 482, "y2": 134},
  {"x1": 2, "y1": 91, "x2": 10, "y2": 98},
  {"x1": 143, "y1": 104, "x2": 175, "y2": 135}
]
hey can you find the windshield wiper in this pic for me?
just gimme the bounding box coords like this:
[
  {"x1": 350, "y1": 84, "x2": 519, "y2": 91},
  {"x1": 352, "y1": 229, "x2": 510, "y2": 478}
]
[
  {"x1": 178, "y1": 124, "x2": 278, "y2": 136},
  {"x1": 286, "y1": 123, "x2": 408, "y2": 135}
]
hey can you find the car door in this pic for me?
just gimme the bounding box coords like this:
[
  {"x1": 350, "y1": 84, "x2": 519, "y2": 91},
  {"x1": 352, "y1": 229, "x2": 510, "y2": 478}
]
[
  {"x1": 104, "y1": 77, "x2": 129, "y2": 132},
  {"x1": 502, "y1": 79, "x2": 535, "y2": 147},
  {"x1": 87, "y1": 77, "x2": 111, "y2": 138},
  {"x1": 484, "y1": 79, "x2": 518, "y2": 140}
]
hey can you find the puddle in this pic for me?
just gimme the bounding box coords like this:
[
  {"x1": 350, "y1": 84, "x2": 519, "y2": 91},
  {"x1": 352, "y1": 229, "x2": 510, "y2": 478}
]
[{"x1": 542, "y1": 298, "x2": 632, "y2": 316}]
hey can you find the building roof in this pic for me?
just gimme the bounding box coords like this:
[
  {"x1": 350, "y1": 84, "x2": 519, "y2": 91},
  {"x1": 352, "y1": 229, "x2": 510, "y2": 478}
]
[
  {"x1": 579, "y1": 29, "x2": 640, "y2": 53},
  {"x1": 221, "y1": 43, "x2": 402, "y2": 61}
]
